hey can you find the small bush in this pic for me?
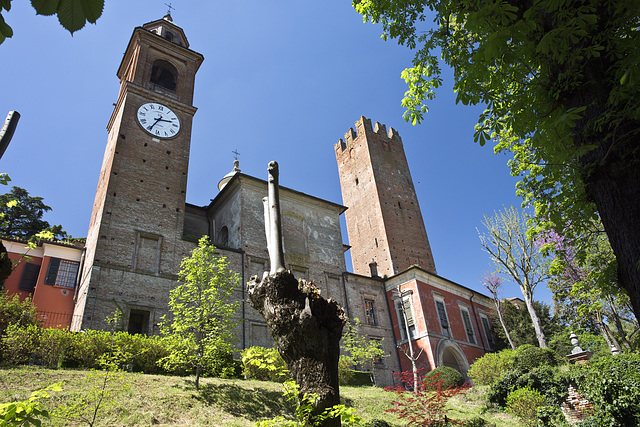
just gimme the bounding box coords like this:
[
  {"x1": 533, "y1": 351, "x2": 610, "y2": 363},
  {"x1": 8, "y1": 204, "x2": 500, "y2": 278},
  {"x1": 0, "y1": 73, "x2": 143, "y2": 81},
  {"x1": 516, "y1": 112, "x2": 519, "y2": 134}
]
[
  {"x1": 468, "y1": 349, "x2": 515, "y2": 386},
  {"x1": 506, "y1": 386, "x2": 546, "y2": 426},
  {"x1": 36, "y1": 328, "x2": 73, "y2": 368},
  {"x1": 241, "y1": 346, "x2": 288, "y2": 382},
  {"x1": 338, "y1": 355, "x2": 355, "y2": 385},
  {"x1": 424, "y1": 366, "x2": 464, "y2": 390},
  {"x1": 2, "y1": 323, "x2": 41, "y2": 365},
  {"x1": 488, "y1": 365, "x2": 567, "y2": 408},
  {"x1": 513, "y1": 346, "x2": 560, "y2": 372}
]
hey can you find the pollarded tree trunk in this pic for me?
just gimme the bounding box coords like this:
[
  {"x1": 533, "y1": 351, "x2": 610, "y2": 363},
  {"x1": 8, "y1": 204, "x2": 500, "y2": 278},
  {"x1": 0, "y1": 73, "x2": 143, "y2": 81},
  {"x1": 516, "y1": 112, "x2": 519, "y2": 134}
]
[{"x1": 247, "y1": 271, "x2": 346, "y2": 427}]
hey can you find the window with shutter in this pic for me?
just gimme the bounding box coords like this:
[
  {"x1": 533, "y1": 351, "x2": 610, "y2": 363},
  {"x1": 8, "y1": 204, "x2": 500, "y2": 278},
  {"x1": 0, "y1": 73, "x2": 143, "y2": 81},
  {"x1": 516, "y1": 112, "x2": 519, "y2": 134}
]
[
  {"x1": 18, "y1": 263, "x2": 40, "y2": 292},
  {"x1": 44, "y1": 258, "x2": 79, "y2": 288},
  {"x1": 435, "y1": 299, "x2": 450, "y2": 337},
  {"x1": 460, "y1": 308, "x2": 475, "y2": 344},
  {"x1": 481, "y1": 316, "x2": 495, "y2": 348},
  {"x1": 396, "y1": 297, "x2": 416, "y2": 340}
]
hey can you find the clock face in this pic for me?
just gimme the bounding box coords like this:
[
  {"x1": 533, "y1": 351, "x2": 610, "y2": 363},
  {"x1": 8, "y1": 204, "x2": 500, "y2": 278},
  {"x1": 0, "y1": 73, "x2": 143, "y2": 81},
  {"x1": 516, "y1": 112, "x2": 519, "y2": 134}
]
[{"x1": 136, "y1": 102, "x2": 181, "y2": 138}]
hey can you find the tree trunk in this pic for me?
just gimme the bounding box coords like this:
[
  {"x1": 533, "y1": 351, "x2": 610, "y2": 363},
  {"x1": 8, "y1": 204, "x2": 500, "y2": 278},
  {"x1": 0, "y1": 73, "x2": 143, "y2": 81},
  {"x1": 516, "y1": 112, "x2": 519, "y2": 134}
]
[
  {"x1": 247, "y1": 271, "x2": 346, "y2": 427},
  {"x1": 522, "y1": 293, "x2": 547, "y2": 348},
  {"x1": 584, "y1": 159, "x2": 640, "y2": 324},
  {"x1": 494, "y1": 299, "x2": 516, "y2": 351}
]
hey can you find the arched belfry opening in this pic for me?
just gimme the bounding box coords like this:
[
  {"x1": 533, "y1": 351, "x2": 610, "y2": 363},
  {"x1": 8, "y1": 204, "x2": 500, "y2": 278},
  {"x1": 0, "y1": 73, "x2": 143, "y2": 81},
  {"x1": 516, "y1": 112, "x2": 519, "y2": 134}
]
[{"x1": 150, "y1": 59, "x2": 178, "y2": 92}]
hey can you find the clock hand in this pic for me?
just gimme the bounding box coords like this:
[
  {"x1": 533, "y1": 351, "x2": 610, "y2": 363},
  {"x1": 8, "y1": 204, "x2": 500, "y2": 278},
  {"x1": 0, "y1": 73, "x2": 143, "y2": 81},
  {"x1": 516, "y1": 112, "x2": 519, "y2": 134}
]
[{"x1": 148, "y1": 116, "x2": 162, "y2": 130}]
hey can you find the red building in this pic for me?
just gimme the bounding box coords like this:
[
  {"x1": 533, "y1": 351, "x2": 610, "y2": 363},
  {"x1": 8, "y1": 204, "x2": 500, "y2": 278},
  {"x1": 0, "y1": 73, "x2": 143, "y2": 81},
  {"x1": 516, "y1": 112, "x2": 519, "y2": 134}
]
[{"x1": 2, "y1": 238, "x2": 84, "y2": 329}]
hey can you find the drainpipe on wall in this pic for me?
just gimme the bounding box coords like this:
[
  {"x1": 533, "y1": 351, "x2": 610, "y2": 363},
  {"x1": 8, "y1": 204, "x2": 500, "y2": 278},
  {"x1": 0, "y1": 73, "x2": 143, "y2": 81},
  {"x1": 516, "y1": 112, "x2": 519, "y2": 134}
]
[{"x1": 469, "y1": 293, "x2": 486, "y2": 352}]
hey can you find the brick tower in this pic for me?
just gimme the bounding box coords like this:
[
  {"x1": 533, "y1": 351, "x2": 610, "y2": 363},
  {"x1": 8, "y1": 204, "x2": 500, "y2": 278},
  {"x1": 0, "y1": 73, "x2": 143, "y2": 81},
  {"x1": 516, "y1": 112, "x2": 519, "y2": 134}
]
[
  {"x1": 335, "y1": 116, "x2": 436, "y2": 278},
  {"x1": 71, "y1": 16, "x2": 204, "y2": 333}
]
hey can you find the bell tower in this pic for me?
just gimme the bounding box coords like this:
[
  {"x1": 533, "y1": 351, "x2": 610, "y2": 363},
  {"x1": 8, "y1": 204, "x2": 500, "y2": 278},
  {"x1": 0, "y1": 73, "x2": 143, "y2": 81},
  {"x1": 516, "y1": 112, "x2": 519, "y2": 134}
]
[
  {"x1": 335, "y1": 116, "x2": 436, "y2": 278},
  {"x1": 72, "y1": 16, "x2": 204, "y2": 333}
]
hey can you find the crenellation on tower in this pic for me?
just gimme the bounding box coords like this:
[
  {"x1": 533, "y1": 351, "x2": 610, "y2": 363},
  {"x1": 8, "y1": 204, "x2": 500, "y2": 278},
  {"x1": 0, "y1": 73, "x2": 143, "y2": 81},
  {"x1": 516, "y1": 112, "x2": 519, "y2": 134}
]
[{"x1": 373, "y1": 121, "x2": 387, "y2": 137}]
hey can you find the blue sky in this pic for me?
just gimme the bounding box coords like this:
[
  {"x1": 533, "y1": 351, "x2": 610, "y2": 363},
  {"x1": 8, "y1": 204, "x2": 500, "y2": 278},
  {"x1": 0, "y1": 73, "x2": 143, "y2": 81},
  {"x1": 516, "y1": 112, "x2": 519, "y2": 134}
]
[{"x1": 1, "y1": 1, "x2": 551, "y2": 303}]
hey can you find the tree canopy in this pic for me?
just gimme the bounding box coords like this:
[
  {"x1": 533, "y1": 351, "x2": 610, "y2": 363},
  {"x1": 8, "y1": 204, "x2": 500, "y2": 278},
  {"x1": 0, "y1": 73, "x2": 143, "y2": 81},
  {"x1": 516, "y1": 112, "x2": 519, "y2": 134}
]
[
  {"x1": 0, "y1": 186, "x2": 67, "y2": 240},
  {"x1": 354, "y1": 0, "x2": 640, "y2": 322},
  {"x1": 0, "y1": 0, "x2": 104, "y2": 44}
]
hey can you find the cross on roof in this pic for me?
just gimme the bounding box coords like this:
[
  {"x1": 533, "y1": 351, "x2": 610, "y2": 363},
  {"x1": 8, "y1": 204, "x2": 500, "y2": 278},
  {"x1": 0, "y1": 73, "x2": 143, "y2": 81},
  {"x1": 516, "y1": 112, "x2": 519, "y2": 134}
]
[
  {"x1": 164, "y1": 2, "x2": 175, "y2": 15},
  {"x1": 232, "y1": 149, "x2": 241, "y2": 161}
]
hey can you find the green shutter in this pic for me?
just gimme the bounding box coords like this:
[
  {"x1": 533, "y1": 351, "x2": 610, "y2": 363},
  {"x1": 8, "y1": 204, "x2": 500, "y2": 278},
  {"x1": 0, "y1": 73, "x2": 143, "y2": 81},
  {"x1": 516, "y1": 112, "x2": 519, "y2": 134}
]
[
  {"x1": 462, "y1": 310, "x2": 475, "y2": 344},
  {"x1": 44, "y1": 258, "x2": 60, "y2": 285},
  {"x1": 18, "y1": 263, "x2": 40, "y2": 292},
  {"x1": 436, "y1": 300, "x2": 448, "y2": 328},
  {"x1": 402, "y1": 297, "x2": 415, "y2": 327}
]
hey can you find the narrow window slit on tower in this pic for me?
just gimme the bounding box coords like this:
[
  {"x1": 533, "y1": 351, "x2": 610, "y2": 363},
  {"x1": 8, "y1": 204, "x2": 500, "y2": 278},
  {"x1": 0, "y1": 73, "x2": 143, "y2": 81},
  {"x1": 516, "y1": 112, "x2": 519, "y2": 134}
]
[
  {"x1": 144, "y1": 143, "x2": 148, "y2": 147},
  {"x1": 355, "y1": 178, "x2": 359, "y2": 185},
  {"x1": 398, "y1": 202, "x2": 402, "y2": 209},
  {"x1": 166, "y1": 150, "x2": 171, "y2": 155}
]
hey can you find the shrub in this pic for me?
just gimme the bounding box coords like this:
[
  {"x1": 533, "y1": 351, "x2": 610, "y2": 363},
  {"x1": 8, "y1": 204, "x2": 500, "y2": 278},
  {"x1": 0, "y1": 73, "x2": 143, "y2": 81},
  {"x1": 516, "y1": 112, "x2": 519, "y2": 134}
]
[
  {"x1": 36, "y1": 328, "x2": 74, "y2": 368},
  {"x1": 2, "y1": 323, "x2": 41, "y2": 365},
  {"x1": 574, "y1": 352, "x2": 640, "y2": 427},
  {"x1": 66, "y1": 329, "x2": 114, "y2": 369},
  {"x1": 241, "y1": 346, "x2": 288, "y2": 382},
  {"x1": 338, "y1": 355, "x2": 355, "y2": 385},
  {"x1": 506, "y1": 386, "x2": 546, "y2": 426},
  {"x1": 424, "y1": 366, "x2": 464, "y2": 390},
  {"x1": 387, "y1": 370, "x2": 470, "y2": 425},
  {"x1": 0, "y1": 291, "x2": 41, "y2": 337},
  {"x1": 513, "y1": 346, "x2": 560, "y2": 372},
  {"x1": 468, "y1": 349, "x2": 515, "y2": 385},
  {"x1": 488, "y1": 365, "x2": 567, "y2": 408}
]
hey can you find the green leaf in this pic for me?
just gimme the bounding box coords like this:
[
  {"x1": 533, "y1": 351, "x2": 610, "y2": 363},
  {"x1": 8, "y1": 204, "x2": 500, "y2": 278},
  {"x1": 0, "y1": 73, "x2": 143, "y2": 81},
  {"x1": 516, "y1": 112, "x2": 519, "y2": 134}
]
[
  {"x1": 81, "y1": 0, "x2": 103, "y2": 23},
  {"x1": 1, "y1": 0, "x2": 11, "y2": 12},
  {"x1": 0, "y1": 13, "x2": 12, "y2": 38},
  {"x1": 30, "y1": 0, "x2": 60, "y2": 16},
  {"x1": 56, "y1": 0, "x2": 86, "y2": 34}
]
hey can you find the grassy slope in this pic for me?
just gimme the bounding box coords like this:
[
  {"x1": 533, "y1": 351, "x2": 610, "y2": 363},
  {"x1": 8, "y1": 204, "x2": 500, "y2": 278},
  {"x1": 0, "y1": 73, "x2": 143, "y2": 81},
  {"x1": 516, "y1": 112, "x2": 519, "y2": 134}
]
[{"x1": 0, "y1": 367, "x2": 522, "y2": 426}]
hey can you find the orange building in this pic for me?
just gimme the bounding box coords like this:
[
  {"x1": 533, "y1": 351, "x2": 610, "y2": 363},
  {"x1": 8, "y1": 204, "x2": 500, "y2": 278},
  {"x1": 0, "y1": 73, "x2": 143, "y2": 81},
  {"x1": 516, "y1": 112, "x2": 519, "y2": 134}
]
[{"x1": 1, "y1": 238, "x2": 84, "y2": 329}]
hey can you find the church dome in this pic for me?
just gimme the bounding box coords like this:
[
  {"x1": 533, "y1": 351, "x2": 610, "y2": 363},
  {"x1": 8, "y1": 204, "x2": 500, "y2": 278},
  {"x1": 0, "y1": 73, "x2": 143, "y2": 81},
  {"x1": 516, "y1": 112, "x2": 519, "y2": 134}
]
[{"x1": 218, "y1": 160, "x2": 241, "y2": 191}]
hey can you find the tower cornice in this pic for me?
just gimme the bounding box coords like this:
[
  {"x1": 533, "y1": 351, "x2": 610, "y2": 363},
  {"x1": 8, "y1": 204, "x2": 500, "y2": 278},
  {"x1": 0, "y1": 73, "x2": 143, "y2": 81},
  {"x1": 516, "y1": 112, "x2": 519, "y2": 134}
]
[{"x1": 116, "y1": 26, "x2": 204, "y2": 82}]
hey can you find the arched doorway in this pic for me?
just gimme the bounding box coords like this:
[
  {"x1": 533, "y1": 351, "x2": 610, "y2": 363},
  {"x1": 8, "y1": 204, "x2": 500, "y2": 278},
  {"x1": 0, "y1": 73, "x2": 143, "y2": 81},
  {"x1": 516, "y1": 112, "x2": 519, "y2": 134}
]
[{"x1": 435, "y1": 339, "x2": 470, "y2": 377}]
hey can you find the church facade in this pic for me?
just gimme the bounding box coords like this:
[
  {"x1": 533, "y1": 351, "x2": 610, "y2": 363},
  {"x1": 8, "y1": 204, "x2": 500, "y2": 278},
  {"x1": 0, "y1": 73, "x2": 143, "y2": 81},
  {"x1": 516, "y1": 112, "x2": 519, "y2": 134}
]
[{"x1": 2, "y1": 16, "x2": 497, "y2": 387}]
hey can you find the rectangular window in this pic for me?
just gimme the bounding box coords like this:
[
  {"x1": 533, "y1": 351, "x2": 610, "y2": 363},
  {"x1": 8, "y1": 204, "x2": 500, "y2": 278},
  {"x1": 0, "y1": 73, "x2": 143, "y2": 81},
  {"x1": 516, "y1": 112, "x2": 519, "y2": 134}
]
[
  {"x1": 396, "y1": 296, "x2": 416, "y2": 340},
  {"x1": 128, "y1": 309, "x2": 150, "y2": 335},
  {"x1": 44, "y1": 258, "x2": 79, "y2": 289},
  {"x1": 19, "y1": 263, "x2": 41, "y2": 292},
  {"x1": 435, "y1": 299, "x2": 451, "y2": 337},
  {"x1": 364, "y1": 299, "x2": 378, "y2": 326},
  {"x1": 481, "y1": 315, "x2": 495, "y2": 349},
  {"x1": 460, "y1": 307, "x2": 476, "y2": 344}
]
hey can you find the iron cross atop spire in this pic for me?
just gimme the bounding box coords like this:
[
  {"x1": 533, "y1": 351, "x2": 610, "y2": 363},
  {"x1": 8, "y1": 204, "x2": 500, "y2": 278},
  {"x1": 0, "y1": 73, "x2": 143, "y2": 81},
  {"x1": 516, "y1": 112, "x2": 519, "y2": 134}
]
[
  {"x1": 232, "y1": 149, "x2": 240, "y2": 161},
  {"x1": 164, "y1": 2, "x2": 174, "y2": 16}
]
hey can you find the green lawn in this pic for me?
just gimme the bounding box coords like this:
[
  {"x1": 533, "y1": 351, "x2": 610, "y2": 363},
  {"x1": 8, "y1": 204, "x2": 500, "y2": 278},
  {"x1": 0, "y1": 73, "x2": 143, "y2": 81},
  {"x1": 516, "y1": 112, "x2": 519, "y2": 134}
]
[{"x1": 0, "y1": 366, "x2": 523, "y2": 426}]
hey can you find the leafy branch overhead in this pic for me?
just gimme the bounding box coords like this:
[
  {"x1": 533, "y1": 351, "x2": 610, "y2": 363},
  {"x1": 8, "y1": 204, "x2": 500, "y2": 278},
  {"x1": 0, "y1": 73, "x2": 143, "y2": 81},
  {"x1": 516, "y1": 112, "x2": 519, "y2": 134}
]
[
  {"x1": 354, "y1": 0, "x2": 640, "y2": 323},
  {"x1": 0, "y1": 0, "x2": 104, "y2": 44}
]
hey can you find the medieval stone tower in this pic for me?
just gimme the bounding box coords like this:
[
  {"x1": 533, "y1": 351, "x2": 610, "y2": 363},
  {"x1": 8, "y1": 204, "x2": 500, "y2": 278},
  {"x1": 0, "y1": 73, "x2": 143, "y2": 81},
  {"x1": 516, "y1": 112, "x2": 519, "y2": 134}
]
[
  {"x1": 335, "y1": 116, "x2": 436, "y2": 278},
  {"x1": 71, "y1": 16, "x2": 204, "y2": 334}
]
